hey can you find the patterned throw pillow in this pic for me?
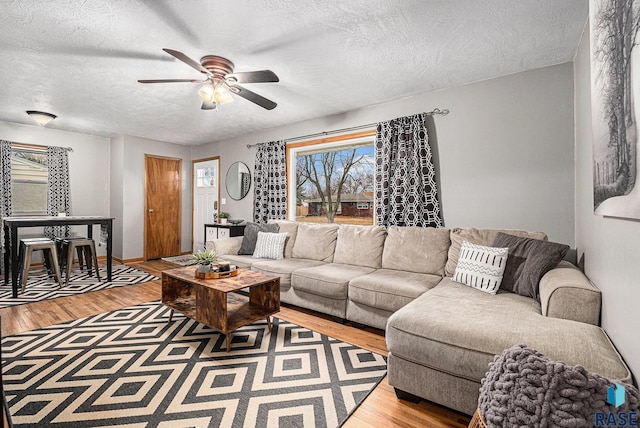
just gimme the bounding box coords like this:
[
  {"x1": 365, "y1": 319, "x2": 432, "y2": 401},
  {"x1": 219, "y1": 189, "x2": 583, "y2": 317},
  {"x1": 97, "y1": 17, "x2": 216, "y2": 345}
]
[
  {"x1": 252, "y1": 232, "x2": 288, "y2": 260},
  {"x1": 453, "y1": 241, "x2": 509, "y2": 294},
  {"x1": 238, "y1": 222, "x2": 279, "y2": 255}
]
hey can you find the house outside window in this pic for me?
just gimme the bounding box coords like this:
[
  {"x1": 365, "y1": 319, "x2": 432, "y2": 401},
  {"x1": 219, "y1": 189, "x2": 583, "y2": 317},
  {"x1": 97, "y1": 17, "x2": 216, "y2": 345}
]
[
  {"x1": 11, "y1": 149, "x2": 48, "y2": 216},
  {"x1": 287, "y1": 132, "x2": 375, "y2": 225}
]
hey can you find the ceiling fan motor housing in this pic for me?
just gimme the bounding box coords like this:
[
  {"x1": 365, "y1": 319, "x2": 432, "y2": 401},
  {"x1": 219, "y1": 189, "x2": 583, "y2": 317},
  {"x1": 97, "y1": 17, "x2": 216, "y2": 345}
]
[{"x1": 200, "y1": 55, "x2": 234, "y2": 79}]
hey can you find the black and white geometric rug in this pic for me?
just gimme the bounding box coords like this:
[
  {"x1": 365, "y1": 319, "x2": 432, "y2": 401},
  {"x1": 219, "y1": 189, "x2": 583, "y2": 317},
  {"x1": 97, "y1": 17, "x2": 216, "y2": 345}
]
[
  {"x1": 0, "y1": 265, "x2": 159, "y2": 309},
  {"x1": 1, "y1": 301, "x2": 387, "y2": 427}
]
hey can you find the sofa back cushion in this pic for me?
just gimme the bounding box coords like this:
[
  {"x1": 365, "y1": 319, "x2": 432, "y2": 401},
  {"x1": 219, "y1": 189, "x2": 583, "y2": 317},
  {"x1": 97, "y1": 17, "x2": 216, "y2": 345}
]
[
  {"x1": 267, "y1": 220, "x2": 299, "y2": 258},
  {"x1": 292, "y1": 223, "x2": 339, "y2": 262},
  {"x1": 445, "y1": 228, "x2": 548, "y2": 277},
  {"x1": 333, "y1": 225, "x2": 387, "y2": 268},
  {"x1": 382, "y1": 226, "x2": 451, "y2": 275}
]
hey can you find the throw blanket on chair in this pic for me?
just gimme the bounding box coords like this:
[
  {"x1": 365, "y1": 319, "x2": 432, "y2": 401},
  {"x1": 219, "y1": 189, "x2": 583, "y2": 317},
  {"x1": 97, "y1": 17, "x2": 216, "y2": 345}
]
[{"x1": 479, "y1": 344, "x2": 639, "y2": 427}]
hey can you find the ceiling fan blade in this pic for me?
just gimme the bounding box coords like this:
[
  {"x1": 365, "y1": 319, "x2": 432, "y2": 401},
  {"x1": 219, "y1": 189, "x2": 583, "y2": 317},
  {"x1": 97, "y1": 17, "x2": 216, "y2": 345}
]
[
  {"x1": 225, "y1": 70, "x2": 279, "y2": 84},
  {"x1": 138, "y1": 78, "x2": 205, "y2": 83},
  {"x1": 231, "y1": 85, "x2": 277, "y2": 110},
  {"x1": 201, "y1": 101, "x2": 217, "y2": 110},
  {"x1": 163, "y1": 48, "x2": 212, "y2": 76}
]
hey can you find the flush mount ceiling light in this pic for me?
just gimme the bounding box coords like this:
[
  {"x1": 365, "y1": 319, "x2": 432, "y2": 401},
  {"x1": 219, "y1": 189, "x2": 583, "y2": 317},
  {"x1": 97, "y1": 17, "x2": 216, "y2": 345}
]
[{"x1": 26, "y1": 110, "x2": 57, "y2": 126}]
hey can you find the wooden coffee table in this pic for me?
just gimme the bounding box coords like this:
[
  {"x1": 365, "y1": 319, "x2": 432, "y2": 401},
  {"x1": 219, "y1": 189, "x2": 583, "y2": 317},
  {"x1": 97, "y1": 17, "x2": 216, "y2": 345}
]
[{"x1": 161, "y1": 266, "x2": 280, "y2": 352}]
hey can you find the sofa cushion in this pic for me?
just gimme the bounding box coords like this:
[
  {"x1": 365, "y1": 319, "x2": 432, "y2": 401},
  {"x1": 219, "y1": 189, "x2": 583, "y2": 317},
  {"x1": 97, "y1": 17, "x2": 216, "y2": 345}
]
[
  {"x1": 251, "y1": 258, "x2": 325, "y2": 290},
  {"x1": 238, "y1": 222, "x2": 280, "y2": 255},
  {"x1": 492, "y1": 233, "x2": 569, "y2": 301},
  {"x1": 252, "y1": 232, "x2": 288, "y2": 260},
  {"x1": 386, "y1": 277, "x2": 632, "y2": 385},
  {"x1": 349, "y1": 268, "x2": 441, "y2": 313},
  {"x1": 333, "y1": 225, "x2": 387, "y2": 268},
  {"x1": 291, "y1": 223, "x2": 339, "y2": 262},
  {"x1": 382, "y1": 226, "x2": 450, "y2": 275},
  {"x1": 445, "y1": 228, "x2": 547, "y2": 277},
  {"x1": 267, "y1": 220, "x2": 298, "y2": 258},
  {"x1": 452, "y1": 241, "x2": 509, "y2": 294},
  {"x1": 292, "y1": 263, "x2": 375, "y2": 299}
]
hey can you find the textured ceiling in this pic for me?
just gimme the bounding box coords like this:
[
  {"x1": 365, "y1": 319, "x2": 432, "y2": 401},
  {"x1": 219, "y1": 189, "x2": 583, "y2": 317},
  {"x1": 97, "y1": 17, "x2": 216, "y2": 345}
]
[{"x1": 0, "y1": 0, "x2": 588, "y2": 145}]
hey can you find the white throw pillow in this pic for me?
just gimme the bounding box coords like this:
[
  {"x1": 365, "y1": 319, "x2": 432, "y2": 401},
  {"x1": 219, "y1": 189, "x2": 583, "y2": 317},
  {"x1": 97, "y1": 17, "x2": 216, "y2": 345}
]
[
  {"x1": 452, "y1": 241, "x2": 509, "y2": 294},
  {"x1": 252, "y1": 232, "x2": 288, "y2": 260}
]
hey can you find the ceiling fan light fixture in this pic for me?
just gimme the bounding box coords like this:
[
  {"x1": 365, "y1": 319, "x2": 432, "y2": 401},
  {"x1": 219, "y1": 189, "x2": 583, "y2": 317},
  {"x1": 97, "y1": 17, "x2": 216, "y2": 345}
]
[
  {"x1": 213, "y1": 81, "x2": 233, "y2": 104},
  {"x1": 26, "y1": 110, "x2": 57, "y2": 126},
  {"x1": 198, "y1": 83, "x2": 215, "y2": 103}
]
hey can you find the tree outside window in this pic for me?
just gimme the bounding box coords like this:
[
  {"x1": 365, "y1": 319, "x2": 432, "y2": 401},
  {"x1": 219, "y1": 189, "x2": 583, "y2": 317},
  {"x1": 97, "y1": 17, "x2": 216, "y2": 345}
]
[{"x1": 294, "y1": 142, "x2": 374, "y2": 225}]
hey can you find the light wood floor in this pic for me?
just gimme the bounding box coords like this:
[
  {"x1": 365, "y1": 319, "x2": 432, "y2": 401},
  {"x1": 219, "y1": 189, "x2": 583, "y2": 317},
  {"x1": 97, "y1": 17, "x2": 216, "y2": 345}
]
[{"x1": 0, "y1": 260, "x2": 471, "y2": 428}]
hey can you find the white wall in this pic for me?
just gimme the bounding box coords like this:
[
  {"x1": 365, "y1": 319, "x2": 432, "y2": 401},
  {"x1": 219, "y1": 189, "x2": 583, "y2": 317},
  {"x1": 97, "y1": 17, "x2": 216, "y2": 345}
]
[
  {"x1": 117, "y1": 135, "x2": 192, "y2": 260},
  {"x1": 574, "y1": 23, "x2": 640, "y2": 380},
  {"x1": 193, "y1": 63, "x2": 576, "y2": 245},
  {"x1": 0, "y1": 120, "x2": 110, "y2": 255}
]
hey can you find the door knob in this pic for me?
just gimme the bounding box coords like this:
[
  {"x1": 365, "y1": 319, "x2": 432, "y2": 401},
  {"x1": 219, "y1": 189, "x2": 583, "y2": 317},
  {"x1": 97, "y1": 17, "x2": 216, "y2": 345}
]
[{"x1": 148, "y1": 209, "x2": 154, "y2": 213}]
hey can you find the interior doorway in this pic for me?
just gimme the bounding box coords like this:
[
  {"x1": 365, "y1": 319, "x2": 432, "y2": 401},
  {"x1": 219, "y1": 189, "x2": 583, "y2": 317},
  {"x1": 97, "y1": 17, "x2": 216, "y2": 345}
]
[
  {"x1": 192, "y1": 157, "x2": 220, "y2": 252},
  {"x1": 144, "y1": 155, "x2": 182, "y2": 260}
]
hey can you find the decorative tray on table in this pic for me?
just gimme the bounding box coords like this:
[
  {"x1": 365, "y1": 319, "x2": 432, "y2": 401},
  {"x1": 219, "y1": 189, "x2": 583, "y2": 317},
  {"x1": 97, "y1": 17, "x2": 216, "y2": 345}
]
[{"x1": 195, "y1": 267, "x2": 240, "y2": 279}]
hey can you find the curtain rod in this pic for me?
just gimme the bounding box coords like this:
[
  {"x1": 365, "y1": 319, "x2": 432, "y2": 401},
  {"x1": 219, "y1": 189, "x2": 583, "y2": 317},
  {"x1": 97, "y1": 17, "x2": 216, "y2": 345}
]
[
  {"x1": 246, "y1": 108, "x2": 449, "y2": 149},
  {"x1": 11, "y1": 142, "x2": 73, "y2": 152}
]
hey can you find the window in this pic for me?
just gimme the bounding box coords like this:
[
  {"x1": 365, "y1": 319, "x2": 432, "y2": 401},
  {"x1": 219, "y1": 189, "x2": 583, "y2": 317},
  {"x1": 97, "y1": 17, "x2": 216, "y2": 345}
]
[
  {"x1": 288, "y1": 131, "x2": 375, "y2": 225},
  {"x1": 11, "y1": 148, "x2": 48, "y2": 215},
  {"x1": 196, "y1": 167, "x2": 216, "y2": 188}
]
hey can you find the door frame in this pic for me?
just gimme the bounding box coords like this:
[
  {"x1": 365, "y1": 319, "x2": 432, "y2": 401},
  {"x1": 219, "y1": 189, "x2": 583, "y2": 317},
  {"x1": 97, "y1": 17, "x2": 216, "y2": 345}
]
[
  {"x1": 144, "y1": 154, "x2": 183, "y2": 261},
  {"x1": 192, "y1": 156, "x2": 221, "y2": 252}
]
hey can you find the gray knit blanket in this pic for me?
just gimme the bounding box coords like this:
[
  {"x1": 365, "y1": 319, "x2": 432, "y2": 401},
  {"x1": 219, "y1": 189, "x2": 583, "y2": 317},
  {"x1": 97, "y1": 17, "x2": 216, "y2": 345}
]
[{"x1": 479, "y1": 344, "x2": 639, "y2": 427}]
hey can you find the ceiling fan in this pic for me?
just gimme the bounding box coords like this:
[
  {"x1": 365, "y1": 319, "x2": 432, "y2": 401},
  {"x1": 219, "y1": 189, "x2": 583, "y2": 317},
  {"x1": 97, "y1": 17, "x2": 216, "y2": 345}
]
[{"x1": 138, "y1": 48, "x2": 279, "y2": 110}]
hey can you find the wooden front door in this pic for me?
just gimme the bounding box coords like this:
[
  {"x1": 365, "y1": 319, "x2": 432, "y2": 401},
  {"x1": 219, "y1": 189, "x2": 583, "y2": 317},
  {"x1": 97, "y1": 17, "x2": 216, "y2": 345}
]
[{"x1": 145, "y1": 155, "x2": 182, "y2": 260}]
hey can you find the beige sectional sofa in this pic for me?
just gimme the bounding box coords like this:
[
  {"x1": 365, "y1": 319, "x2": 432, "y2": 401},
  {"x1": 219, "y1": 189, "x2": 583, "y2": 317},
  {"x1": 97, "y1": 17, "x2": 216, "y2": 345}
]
[{"x1": 207, "y1": 220, "x2": 633, "y2": 416}]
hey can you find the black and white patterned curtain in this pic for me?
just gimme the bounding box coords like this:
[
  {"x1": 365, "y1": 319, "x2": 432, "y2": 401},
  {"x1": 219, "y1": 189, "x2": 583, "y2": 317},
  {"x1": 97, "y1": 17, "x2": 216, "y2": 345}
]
[
  {"x1": 0, "y1": 140, "x2": 12, "y2": 248},
  {"x1": 253, "y1": 140, "x2": 287, "y2": 224},
  {"x1": 375, "y1": 113, "x2": 442, "y2": 227},
  {"x1": 44, "y1": 146, "x2": 71, "y2": 238}
]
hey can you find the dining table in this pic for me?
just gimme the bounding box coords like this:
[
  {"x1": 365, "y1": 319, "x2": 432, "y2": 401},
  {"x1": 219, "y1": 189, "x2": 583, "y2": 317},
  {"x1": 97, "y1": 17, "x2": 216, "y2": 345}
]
[{"x1": 2, "y1": 216, "x2": 114, "y2": 298}]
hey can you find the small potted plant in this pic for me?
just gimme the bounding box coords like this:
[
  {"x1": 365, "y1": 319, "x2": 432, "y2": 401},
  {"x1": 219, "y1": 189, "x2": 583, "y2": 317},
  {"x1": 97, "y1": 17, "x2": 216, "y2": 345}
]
[
  {"x1": 219, "y1": 212, "x2": 230, "y2": 224},
  {"x1": 191, "y1": 249, "x2": 217, "y2": 275}
]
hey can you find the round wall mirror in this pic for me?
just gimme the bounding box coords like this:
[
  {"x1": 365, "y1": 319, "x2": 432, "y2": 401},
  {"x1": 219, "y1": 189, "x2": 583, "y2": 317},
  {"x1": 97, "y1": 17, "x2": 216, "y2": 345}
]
[{"x1": 226, "y1": 162, "x2": 251, "y2": 200}]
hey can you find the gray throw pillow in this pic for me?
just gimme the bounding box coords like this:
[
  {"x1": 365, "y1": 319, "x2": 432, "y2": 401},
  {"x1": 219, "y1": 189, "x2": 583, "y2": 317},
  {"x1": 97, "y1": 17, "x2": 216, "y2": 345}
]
[
  {"x1": 492, "y1": 232, "x2": 569, "y2": 301},
  {"x1": 238, "y1": 222, "x2": 280, "y2": 255}
]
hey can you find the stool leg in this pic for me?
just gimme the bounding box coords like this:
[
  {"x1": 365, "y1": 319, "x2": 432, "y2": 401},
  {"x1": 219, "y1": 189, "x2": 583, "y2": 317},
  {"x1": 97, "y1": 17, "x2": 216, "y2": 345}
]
[
  {"x1": 17, "y1": 243, "x2": 25, "y2": 286},
  {"x1": 43, "y1": 251, "x2": 52, "y2": 276},
  {"x1": 65, "y1": 243, "x2": 75, "y2": 287},
  {"x1": 89, "y1": 241, "x2": 100, "y2": 281},
  {"x1": 77, "y1": 247, "x2": 85, "y2": 271},
  {"x1": 21, "y1": 247, "x2": 33, "y2": 293},
  {"x1": 48, "y1": 246, "x2": 63, "y2": 288}
]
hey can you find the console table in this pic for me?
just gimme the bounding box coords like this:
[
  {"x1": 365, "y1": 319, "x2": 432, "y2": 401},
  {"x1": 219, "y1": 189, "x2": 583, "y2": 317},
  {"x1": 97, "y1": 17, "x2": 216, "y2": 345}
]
[{"x1": 2, "y1": 216, "x2": 114, "y2": 298}]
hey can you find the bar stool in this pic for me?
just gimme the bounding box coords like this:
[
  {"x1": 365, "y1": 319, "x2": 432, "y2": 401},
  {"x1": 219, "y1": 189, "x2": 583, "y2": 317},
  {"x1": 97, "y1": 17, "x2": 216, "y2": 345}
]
[
  {"x1": 62, "y1": 238, "x2": 100, "y2": 286},
  {"x1": 55, "y1": 236, "x2": 88, "y2": 273},
  {"x1": 19, "y1": 238, "x2": 63, "y2": 292}
]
